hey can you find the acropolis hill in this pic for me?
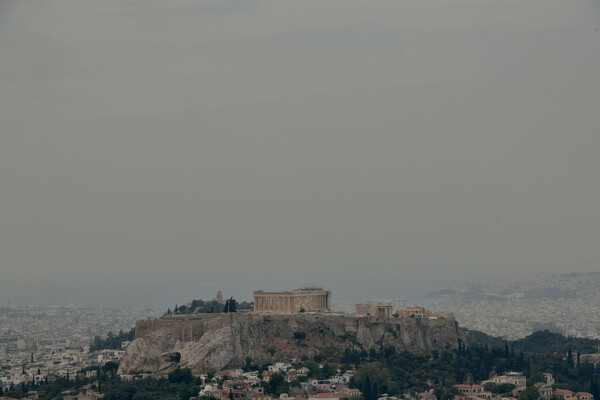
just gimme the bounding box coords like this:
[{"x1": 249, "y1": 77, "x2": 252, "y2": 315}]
[{"x1": 120, "y1": 289, "x2": 465, "y2": 374}]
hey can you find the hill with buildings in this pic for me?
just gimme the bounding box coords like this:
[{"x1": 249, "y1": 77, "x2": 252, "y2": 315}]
[{"x1": 119, "y1": 312, "x2": 464, "y2": 375}]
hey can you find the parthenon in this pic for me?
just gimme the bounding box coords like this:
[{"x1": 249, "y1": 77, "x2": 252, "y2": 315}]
[{"x1": 253, "y1": 288, "x2": 330, "y2": 313}]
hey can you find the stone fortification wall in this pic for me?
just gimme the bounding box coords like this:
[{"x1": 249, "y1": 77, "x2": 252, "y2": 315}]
[{"x1": 136, "y1": 314, "x2": 234, "y2": 341}]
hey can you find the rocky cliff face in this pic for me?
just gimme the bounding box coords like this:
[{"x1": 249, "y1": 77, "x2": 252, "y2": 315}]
[{"x1": 119, "y1": 313, "x2": 466, "y2": 375}]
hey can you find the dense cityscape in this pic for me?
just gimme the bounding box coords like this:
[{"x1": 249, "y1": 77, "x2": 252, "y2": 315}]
[
  {"x1": 425, "y1": 273, "x2": 600, "y2": 340},
  {"x1": 0, "y1": 305, "x2": 160, "y2": 394}
]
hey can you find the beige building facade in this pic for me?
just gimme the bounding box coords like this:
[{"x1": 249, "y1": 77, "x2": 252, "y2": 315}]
[
  {"x1": 490, "y1": 373, "x2": 526, "y2": 389},
  {"x1": 453, "y1": 384, "x2": 492, "y2": 399},
  {"x1": 254, "y1": 289, "x2": 330, "y2": 313}
]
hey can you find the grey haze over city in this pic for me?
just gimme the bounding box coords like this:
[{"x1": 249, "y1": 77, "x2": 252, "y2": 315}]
[{"x1": 1, "y1": 0, "x2": 600, "y2": 309}]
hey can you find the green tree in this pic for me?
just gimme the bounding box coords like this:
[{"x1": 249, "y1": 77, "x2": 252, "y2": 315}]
[
  {"x1": 441, "y1": 387, "x2": 460, "y2": 400},
  {"x1": 168, "y1": 367, "x2": 193, "y2": 384},
  {"x1": 179, "y1": 386, "x2": 197, "y2": 400},
  {"x1": 266, "y1": 373, "x2": 288, "y2": 396},
  {"x1": 590, "y1": 375, "x2": 600, "y2": 400},
  {"x1": 223, "y1": 298, "x2": 237, "y2": 313},
  {"x1": 484, "y1": 383, "x2": 516, "y2": 394},
  {"x1": 364, "y1": 375, "x2": 372, "y2": 400},
  {"x1": 519, "y1": 386, "x2": 540, "y2": 400}
]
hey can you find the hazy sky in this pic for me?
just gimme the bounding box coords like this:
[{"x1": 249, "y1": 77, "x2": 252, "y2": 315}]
[{"x1": 1, "y1": 0, "x2": 600, "y2": 308}]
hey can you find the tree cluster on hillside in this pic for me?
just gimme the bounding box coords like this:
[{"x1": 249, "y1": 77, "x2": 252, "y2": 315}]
[
  {"x1": 103, "y1": 368, "x2": 203, "y2": 400},
  {"x1": 511, "y1": 330, "x2": 600, "y2": 355},
  {"x1": 348, "y1": 335, "x2": 600, "y2": 399},
  {"x1": 90, "y1": 328, "x2": 135, "y2": 351},
  {"x1": 168, "y1": 298, "x2": 253, "y2": 315}
]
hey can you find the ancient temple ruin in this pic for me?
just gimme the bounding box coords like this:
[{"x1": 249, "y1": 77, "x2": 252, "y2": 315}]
[{"x1": 253, "y1": 288, "x2": 330, "y2": 313}]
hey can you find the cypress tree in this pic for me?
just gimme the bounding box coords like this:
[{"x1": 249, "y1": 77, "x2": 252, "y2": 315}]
[
  {"x1": 364, "y1": 375, "x2": 371, "y2": 400},
  {"x1": 590, "y1": 376, "x2": 599, "y2": 400},
  {"x1": 568, "y1": 348, "x2": 574, "y2": 366}
]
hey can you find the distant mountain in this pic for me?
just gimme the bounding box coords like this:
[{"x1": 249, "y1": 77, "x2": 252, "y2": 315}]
[{"x1": 560, "y1": 272, "x2": 600, "y2": 278}]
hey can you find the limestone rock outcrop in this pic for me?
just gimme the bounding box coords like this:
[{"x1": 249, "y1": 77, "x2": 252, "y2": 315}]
[
  {"x1": 119, "y1": 313, "x2": 466, "y2": 375},
  {"x1": 119, "y1": 330, "x2": 182, "y2": 373}
]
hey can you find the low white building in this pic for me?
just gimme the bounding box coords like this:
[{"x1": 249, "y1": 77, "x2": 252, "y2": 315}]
[{"x1": 268, "y1": 363, "x2": 290, "y2": 373}]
